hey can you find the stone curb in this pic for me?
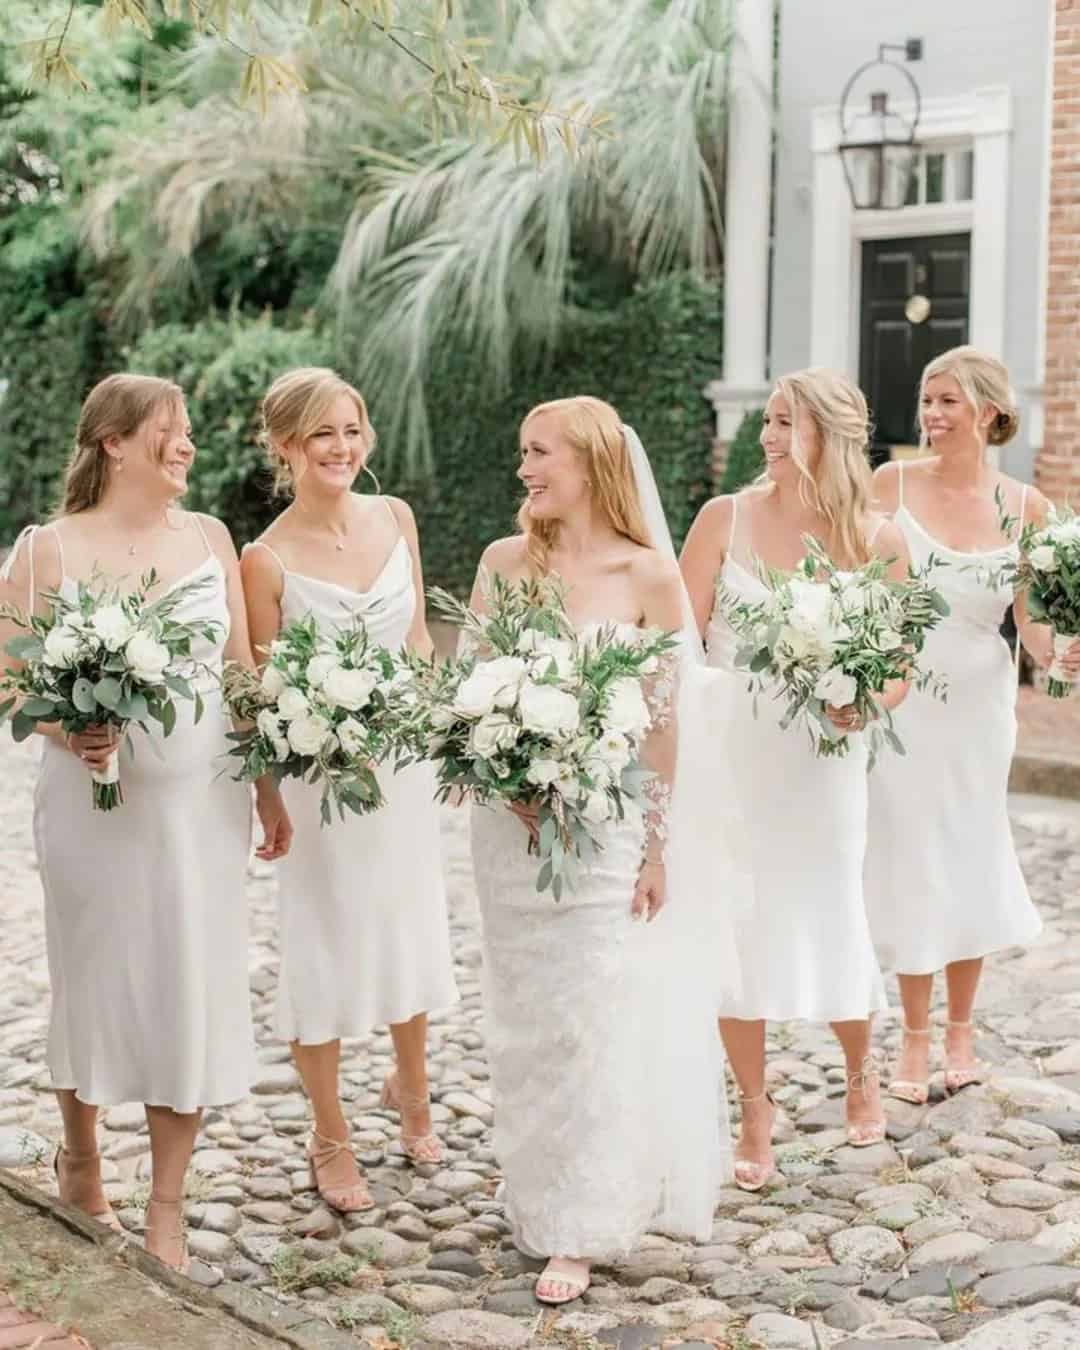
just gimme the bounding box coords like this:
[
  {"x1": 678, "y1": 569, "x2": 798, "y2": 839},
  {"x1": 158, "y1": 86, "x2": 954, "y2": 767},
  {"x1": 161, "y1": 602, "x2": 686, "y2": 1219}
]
[{"x1": 0, "y1": 1168, "x2": 363, "y2": 1350}]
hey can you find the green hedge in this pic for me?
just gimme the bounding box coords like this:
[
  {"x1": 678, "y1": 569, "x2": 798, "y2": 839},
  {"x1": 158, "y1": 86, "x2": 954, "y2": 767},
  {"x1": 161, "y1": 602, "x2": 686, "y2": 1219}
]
[
  {"x1": 121, "y1": 272, "x2": 720, "y2": 595},
  {"x1": 719, "y1": 407, "x2": 765, "y2": 494}
]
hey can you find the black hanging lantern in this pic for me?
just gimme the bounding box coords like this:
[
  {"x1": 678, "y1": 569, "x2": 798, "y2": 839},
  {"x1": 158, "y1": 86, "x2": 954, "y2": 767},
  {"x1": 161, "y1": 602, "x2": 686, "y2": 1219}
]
[{"x1": 839, "y1": 40, "x2": 923, "y2": 211}]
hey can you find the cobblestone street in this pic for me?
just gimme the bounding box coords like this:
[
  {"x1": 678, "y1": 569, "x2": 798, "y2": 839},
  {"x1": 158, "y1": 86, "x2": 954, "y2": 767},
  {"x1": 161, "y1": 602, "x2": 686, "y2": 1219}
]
[{"x1": 4, "y1": 733, "x2": 1080, "y2": 1348}]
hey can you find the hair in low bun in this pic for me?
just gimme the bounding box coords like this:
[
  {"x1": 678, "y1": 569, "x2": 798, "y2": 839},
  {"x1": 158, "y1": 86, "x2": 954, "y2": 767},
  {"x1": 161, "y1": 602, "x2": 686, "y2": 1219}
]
[{"x1": 918, "y1": 346, "x2": 1020, "y2": 451}]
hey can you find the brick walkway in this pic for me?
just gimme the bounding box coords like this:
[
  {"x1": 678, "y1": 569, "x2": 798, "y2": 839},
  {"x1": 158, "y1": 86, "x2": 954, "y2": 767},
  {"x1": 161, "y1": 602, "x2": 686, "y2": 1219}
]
[{"x1": 0, "y1": 1293, "x2": 89, "y2": 1350}]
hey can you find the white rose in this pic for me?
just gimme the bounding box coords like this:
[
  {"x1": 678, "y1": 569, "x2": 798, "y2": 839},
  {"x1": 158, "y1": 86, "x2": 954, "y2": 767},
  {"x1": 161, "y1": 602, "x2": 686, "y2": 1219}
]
[
  {"x1": 1029, "y1": 544, "x2": 1059, "y2": 573},
  {"x1": 518, "y1": 679, "x2": 580, "y2": 739},
  {"x1": 322, "y1": 664, "x2": 377, "y2": 711},
  {"x1": 583, "y1": 754, "x2": 615, "y2": 789},
  {"x1": 470, "y1": 713, "x2": 520, "y2": 759},
  {"x1": 479, "y1": 655, "x2": 528, "y2": 709},
  {"x1": 525, "y1": 757, "x2": 562, "y2": 788},
  {"x1": 124, "y1": 631, "x2": 171, "y2": 684},
  {"x1": 270, "y1": 734, "x2": 290, "y2": 762},
  {"x1": 287, "y1": 710, "x2": 334, "y2": 756},
  {"x1": 813, "y1": 668, "x2": 858, "y2": 707},
  {"x1": 430, "y1": 704, "x2": 456, "y2": 730},
  {"x1": 786, "y1": 579, "x2": 834, "y2": 634},
  {"x1": 453, "y1": 669, "x2": 502, "y2": 718},
  {"x1": 256, "y1": 708, "x2": 284, "y2": 742},
  {"x1": 277, "y1": 686, "x2": 309, "y2": 720},
  {"x1": 306, "y1": 653, "x2": 338, "y2": 689},
  {"x1": 580, "y1": 789, "x2": 612, "y2": 825},
  {"x1": 602, "y1": 677, "x2": 651, "y2": 738},
  {"x1": 525, "y1": 637, "x2": 576, "y2": 681},
  {"x1": 42, "y1": 623, "x2": 82, "y2": 669},
  {"x1": 89, "y1": 604, "x2": 137, "y2": 652},
  {"x1": 261, "y1": 664, "x2": 287, "y2": 698},
  {"x1": 336, "y1": 716, "x2": 368, "y2": 759}
]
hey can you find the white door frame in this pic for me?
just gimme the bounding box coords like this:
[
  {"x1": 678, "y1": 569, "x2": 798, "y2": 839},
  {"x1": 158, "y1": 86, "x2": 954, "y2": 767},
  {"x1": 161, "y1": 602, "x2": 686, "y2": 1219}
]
[{"x1": 809, "y1": 86, "x2": 1012, "y2": 378}]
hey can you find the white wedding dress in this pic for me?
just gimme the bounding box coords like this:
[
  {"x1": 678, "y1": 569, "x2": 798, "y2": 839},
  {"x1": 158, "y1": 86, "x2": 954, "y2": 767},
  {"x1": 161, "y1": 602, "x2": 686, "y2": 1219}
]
[{"x1": 470, "y1": 619, "x2": 729, "y2": 1260}]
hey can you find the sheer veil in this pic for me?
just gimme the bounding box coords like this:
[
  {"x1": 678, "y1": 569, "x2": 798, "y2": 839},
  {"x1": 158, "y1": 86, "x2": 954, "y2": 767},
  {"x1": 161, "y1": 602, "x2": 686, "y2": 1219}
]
[{"x1": 622, "y1": 423, "x2": 749, "y2": 1234}]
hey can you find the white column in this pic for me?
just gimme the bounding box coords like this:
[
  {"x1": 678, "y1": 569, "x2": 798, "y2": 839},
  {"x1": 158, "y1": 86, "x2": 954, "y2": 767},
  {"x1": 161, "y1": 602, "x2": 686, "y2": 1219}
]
[
  {"x1": 810, "y1": 113, "x2": 855, "y2": 373},
  {"x1": 969, "y1": 86, "x2": 1012, "y2": 361},
  {"x1": 709, "y1": 0, "x2": 775, "y2": 440}
]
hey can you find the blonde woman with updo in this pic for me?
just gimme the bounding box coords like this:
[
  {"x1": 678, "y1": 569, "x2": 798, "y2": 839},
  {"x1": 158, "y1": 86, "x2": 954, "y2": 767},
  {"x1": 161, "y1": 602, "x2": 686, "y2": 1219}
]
[
  {"x1": 0, "y1": 374, "x2": 291, "y2": 1272},
  {"x1": 866, "y1": 347, "x2": 1080, "y2": 1104},
  {"x1": 241, "y1": 367, "x2": 457, "y2": 1213},
  {"x1": 681, "y1": 368, "x2": 910, "y2": 1190},
  {"x1": 468, "y1": 396, "x2": 730, "y2": 1306}
]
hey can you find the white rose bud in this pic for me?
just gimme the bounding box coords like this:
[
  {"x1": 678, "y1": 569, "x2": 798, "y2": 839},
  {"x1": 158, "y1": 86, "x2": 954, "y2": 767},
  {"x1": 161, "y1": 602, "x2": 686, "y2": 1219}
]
[
  {"x1": 1029, "y1": 544, "x2": 1059, "y2": 573},
  {"x1": 286, "y1": 711, "x2": 334, "y2": 757},
  {"x1": 124, "y1": 631, "x2": 171, "y2": 684}
]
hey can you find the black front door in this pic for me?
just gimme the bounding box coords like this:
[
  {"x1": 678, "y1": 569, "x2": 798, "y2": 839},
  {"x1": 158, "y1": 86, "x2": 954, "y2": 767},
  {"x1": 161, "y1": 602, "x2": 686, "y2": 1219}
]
[{"x1": 859, "y1": 233, "x2": 971, "y2": 464}]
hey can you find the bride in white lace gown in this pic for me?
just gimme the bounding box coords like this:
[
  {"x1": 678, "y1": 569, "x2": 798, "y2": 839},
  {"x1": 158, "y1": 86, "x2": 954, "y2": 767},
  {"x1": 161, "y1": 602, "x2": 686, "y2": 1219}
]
[{"x1": 468, "y1": 397, "x2": 734, "y2": 1306}]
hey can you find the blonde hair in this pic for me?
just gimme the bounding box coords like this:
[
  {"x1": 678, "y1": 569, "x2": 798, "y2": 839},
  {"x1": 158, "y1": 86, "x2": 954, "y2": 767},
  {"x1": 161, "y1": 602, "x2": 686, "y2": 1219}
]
[
  {"x1": 768, "y1": 368, "x2": 875, "y2": 567},
  {"x1": 516, "y1": 396, "x2": 651, "y2": 575},
  {"x1": 918, "y1": 345, "x2": 1020, "y2": 448},
  {"x1": 259, "y1": 366, "x2": 375, "y2": 496},
  {"x1": 59, "y1": 373, "x2": 185, "y2": 516}
]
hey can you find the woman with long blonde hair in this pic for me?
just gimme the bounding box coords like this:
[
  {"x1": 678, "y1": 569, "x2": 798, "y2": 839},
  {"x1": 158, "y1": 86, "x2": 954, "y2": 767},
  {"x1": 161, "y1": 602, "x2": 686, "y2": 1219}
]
[
  {"x1": 681, "y1": 367, "x2": 909, "y2": 1190},
  {"x1": 468, "y1": 395, "x2": 730, "y2": 1305},
  {"x1": 0, "y1": 373, "x2": 291, "y2": 1272},
  {"x1": 241, "y1": 367, "x2": 457, "y2": 1214},
  {"x1": 866, "y1": 346, "x2": 1080, "y2": 1103}
]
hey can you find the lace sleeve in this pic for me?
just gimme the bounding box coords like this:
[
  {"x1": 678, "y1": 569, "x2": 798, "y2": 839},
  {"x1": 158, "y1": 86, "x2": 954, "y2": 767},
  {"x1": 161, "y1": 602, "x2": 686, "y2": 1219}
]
[{"x1": 639, "y1": 641, "x2": 679, "y2": 862}]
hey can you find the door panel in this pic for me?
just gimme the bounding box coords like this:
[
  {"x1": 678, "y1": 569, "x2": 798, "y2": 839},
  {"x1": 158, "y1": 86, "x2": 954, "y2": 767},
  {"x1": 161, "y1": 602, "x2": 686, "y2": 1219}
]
[{"x1": 859, "y1": 233, "x2": 971, "y2": 462}]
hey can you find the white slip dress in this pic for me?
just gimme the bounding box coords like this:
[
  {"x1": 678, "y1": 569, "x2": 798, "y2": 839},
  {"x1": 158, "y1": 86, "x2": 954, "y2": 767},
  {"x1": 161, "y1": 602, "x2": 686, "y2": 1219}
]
[
  {"x1": 704, "y1": 495, "x2": 887, "y2": 1022},
  {"x1": 864, "y1": 465, "x2": 1042, "y2": 974},
  {"x1": 248, "y1": 504, "x2": 458, "y2": 1045},
  {"x1": 19, "y1": 518, "x2": 256, "y2": 1112}
]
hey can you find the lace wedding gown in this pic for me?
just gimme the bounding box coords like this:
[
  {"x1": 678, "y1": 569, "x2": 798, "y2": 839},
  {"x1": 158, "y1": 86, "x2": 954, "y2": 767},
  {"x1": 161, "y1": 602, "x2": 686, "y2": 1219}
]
[{"x1": 470, "y1": 624, "x2": 728, "y2": 1260}]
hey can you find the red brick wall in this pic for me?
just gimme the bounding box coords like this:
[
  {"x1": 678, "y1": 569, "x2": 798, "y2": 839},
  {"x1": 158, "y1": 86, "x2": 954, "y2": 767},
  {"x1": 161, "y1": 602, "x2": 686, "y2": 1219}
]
[{"x1": 1039, "y1": 0, "x2": 1080, "y2": 503}]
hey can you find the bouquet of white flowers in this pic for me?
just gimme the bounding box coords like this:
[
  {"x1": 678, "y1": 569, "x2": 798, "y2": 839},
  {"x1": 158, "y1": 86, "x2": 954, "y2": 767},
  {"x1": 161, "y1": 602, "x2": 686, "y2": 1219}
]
[
  {"x1": 222, "y1": 613, "x2": 398, "y2": 823},
  {"x1": 0, "y1": 570, "x2": 221, "y2": 809},
  {"x1": 396, "y1": 575, "x2": 676, "y2": 899},
  {"x1": 984, "y1": 493, "x2": 1080, "y2": 698},
  {"x1": 717, "y1": 537, "x2": 949, "y2": 766}
]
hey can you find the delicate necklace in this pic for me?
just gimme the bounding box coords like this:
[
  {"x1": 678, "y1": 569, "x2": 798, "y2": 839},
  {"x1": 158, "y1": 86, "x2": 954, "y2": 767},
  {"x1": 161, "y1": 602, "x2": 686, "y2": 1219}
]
[
  {"x1": 124, "y1": 511, "x2": 172, "y2": 557},
  {"x1": 292, "y1": 503, "x2": 350, "y2": 551}
]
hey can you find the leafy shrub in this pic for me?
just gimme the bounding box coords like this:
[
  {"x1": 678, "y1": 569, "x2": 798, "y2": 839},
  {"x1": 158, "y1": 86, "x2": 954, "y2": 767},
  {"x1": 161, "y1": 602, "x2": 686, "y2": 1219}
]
[{"x1": 719, "y1": 407, "x2": 764, "y2": 494}]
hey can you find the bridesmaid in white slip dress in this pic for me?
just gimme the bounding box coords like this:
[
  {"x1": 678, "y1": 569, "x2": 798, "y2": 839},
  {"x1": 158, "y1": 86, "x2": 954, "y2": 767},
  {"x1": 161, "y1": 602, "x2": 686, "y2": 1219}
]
[
  {"x1": 0, "y1": 374, "x2": 291, "y2": 1271},
  {"x1": 241, "y1": 367, "x2": 457, "y2": 1214},
  {"x1": 866, "y1": 347, "x2": 1080, "y2": 1103},
  {"x1": 681, "y1": 369, "x2": 909, "y2": 1190},
  {"x1": 469, "y1": 396, "x2": 730, "y2": 1307}
]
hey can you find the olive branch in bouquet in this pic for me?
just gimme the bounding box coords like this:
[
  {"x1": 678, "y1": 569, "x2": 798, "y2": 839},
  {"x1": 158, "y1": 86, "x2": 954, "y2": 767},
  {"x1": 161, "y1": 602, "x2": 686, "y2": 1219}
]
[{"x1": 222, "y1": 611, "x2": 398, "y2": 825}]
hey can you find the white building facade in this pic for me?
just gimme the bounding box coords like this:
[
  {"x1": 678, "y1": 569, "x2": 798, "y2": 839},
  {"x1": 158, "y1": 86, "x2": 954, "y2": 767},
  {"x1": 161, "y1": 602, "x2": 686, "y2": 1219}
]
[{"x1": 711, "y1": 0, "x2": 1054, "y2": 479}]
